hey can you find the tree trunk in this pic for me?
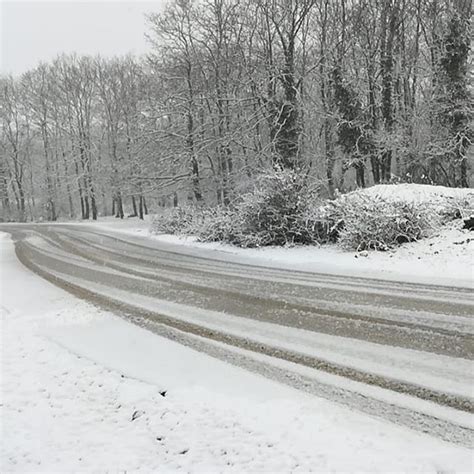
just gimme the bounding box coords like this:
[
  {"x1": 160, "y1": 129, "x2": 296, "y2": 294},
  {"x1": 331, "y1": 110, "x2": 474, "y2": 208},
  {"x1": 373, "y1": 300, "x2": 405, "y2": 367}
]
[
  {"x1": 138, "y1": 195, "x2": 144, "y2": 220},
  {"x1": 0, "y1": 160, "x2": 10, "y2": 215},
  {"x1": 131, "y1": 195, "x2": 138, "y2": 216},
  {"x1": 325, "y1": 122, "x2": 336, "y2": 197},
  {"x1": 115, "y1": 192, "x2": 124, "y2": 218},
  {"x1": 380, "y1": 0, "x2": 399, "y2": 182},
  {"x1": 355, "y1": 163, "x2": 366, "y2": 188},
  {"x1": 368, "y1": 65, "x2": 380, "y2": 184}
]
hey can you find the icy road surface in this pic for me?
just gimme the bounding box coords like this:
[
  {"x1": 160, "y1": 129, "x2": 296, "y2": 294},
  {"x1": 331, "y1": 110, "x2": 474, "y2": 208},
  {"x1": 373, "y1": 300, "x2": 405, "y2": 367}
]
[
  {"x1": 2, "y1": 224, "x2": 473, "y2": 452},
  {"x1": 2, "y1": 230, "x2": 473, "y2": 472}
]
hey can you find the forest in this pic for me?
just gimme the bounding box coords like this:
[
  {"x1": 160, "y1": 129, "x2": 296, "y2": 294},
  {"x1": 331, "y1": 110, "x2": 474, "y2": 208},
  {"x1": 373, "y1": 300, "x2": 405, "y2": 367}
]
[{"x1": 0, "y1": 0, "x2": 472, "y2": 222}]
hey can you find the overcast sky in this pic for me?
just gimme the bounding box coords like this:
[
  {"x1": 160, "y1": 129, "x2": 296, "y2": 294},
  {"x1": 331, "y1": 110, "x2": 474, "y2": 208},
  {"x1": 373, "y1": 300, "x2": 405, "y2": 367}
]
[{"x1": 1, "y1": 0, "x2": 167, "y2": 75}]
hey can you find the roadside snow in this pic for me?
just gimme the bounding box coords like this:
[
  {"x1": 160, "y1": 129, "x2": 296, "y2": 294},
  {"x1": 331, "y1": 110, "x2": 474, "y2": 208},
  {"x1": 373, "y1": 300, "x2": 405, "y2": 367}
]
[
  {"x1": 356, "y1": 183, "x2": 474, "y2": 205},
  {"x1": 86, "y1": 219, "x2": 473, "y2": 288},
  {"x1": 1, "y1": 231, "x2": 473, "y2": 472},
  {"x1": 79, "y1": 184, "x2": 473, "y2": 287}
]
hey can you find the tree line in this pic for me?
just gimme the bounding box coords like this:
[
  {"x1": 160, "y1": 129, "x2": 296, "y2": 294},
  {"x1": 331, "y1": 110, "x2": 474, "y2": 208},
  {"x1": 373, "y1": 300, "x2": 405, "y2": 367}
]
[{"x1": 0, "y1": 0, "x2": 471, "y2": 222}]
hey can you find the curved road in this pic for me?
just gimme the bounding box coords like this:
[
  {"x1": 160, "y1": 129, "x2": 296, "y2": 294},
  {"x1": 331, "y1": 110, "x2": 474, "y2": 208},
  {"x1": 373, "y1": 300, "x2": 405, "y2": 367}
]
[{"x1": 2, "y1": 224, "x2": 473, "y2": 447}]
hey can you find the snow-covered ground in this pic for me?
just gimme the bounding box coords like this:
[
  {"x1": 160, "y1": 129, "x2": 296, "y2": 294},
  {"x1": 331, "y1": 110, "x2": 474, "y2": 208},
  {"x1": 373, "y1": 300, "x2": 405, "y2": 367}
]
[
  {"x1": 1, "y1": 231, "x2": 473, "y2": 472},
  {"x1": 356, "y1": 182, "x2": 474, "y2": 205},
  {"x1": 143, "y1": 223, "x2": 473, "y2": 286}
]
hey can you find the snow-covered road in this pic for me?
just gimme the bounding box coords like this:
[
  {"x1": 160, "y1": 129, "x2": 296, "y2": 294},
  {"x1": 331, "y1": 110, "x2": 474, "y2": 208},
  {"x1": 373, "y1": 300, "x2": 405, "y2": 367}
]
[{"x1": 1, "y1": 224, "x2": 473, "y2": 470}]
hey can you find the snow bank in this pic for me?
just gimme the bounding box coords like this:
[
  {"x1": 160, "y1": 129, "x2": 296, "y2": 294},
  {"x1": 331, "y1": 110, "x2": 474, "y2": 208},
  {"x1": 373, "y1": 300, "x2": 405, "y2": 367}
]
[
  {"x1": 355, "y1": 183, "x2": 474, "y2": 204},
  {"x1": 1, "y1": 231, "x2": 472, "y2": 471}
]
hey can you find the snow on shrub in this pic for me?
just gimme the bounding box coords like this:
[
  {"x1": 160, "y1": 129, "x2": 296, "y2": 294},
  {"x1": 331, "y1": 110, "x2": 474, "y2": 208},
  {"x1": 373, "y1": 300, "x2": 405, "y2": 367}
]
[
  {"x1": 193, "y1": 207, "x2": 240, "y2": 244},
  {"x1": 150, "y1": 182, "x2": 473, "y2": 252},
  {"x1": 195, "y1": 170, "x2": 327, "y2": 247},
  {"x1": 231, "y1": 170, "x2": 311, "y2": 247},
  {"x1": 326, "y1": 183, "x2": 474, "y2": 251},
  {"x1": 298, "y1": 202, "x2": 340, "y2": 244},
  {"x1": 357, "y1": 183, "x2": 474, "y2": 222},
  {"x1": 330, "y1": 194, "x2": 438, "y2": 251},
  {"x1": 150, "y1": 207, "x2": 195, "y2": 235},
  {"x1": 436, "y1": 194, "x2": 474, "y2": 223}
]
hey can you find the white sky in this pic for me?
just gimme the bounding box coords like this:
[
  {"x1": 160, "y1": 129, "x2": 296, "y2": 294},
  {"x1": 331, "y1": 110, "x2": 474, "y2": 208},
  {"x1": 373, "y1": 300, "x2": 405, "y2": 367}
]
[{"x1": 0, "y1": 0, "x2": 167, "y2": 75}]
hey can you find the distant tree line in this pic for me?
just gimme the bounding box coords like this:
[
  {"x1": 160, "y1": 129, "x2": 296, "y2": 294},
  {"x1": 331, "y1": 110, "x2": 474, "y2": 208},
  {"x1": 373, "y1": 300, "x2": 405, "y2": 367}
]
[{"x1": 0, "y1": 0, "x2": 472, "y2": 222}]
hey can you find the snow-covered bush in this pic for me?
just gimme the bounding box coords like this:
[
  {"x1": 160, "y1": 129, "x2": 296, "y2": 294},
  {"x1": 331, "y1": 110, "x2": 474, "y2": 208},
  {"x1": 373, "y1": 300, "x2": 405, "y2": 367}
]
[
  {"x1": 331, "y1": 194, "x2": 438, "y2": 251},
  {"x1": 195, "y1": 170, "x2": 328, "y2": 247},
  {"x1": 150, "y1": 207, "x2": 195, "y2": 235},
  {"x1": 193, "y1": 207, "x2": 241, "y2": 243},
  {"x1": 436, "y1": 194, "x2": 474, "y2": 223},
  {"x1": 356, "y1": 184, "x2": 474, "y2": 222},
  {"x1": 325, "y1": 184, "x2": 474, "y2": 251},
  {"x1": 150, "y1": 182, "x2": 473, "y2": 252},
  {"x1": 234, "y1": 170, "x2": 309, "y2": 246},
  {"x1": 298, "y1": 202, "x2": 340, "y2": 244}
]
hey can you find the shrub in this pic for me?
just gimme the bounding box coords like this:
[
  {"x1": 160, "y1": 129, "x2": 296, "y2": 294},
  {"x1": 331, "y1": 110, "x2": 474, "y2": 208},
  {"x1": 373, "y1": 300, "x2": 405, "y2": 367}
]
[
  {"x1": 194, "y1": 207, "x2": 241, "y2": 243},
  {"x1": 435, "y1": 194, "x2": 474, "y2": 223},
  {"x1": 332, "y1": 194, "x2": 438, "y2": 251},
  {"x1": 151, "y1": 171, "x2": 340, "y2": 248},
  {"x1": 150, "y1": 181, "x2": 470, "y2": 252},
  {"x1": 195, "y1": 170, "x2": 329, "y2": 247},
  {"x1": 301, "y1": 202, "x2": 341, "y2": 244},
  {"x1": 234, "y1": 171, "x2": 304, "y2": 246},
  {"x1": 150, "y1": 206, "x2": 195, "y2": 235}
]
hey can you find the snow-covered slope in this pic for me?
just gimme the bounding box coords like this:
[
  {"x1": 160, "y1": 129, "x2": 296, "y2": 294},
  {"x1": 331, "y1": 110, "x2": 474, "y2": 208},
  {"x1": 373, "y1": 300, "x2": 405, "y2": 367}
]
[{"x1": 351, "y1": 183, "x2": 474, "y2": 204}]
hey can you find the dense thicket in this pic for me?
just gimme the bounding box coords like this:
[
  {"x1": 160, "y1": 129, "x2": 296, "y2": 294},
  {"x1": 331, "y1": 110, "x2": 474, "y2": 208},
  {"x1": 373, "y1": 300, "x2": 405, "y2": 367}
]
[{"x1": 0, "y1": 0, "x2": 472, "y2": 222}]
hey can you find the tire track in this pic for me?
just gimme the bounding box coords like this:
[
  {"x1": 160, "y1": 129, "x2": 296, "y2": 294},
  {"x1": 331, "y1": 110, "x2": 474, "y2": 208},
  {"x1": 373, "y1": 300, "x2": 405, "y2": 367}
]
[{"x1": 15, "y1": 239, "x2": 474, "y2": 414}]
